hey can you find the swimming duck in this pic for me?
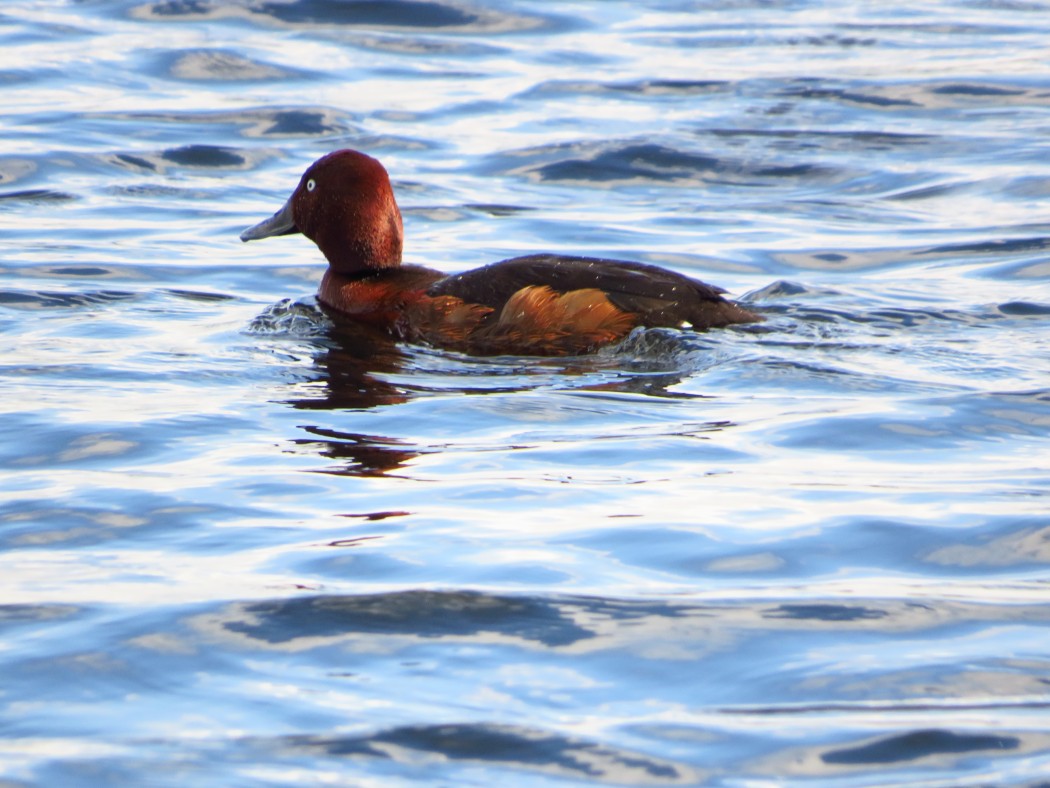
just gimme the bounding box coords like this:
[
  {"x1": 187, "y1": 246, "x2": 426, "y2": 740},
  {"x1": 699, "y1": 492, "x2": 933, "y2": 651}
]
[{"x1": 241, "y1": 149, "x2": 761, "y2": 355}]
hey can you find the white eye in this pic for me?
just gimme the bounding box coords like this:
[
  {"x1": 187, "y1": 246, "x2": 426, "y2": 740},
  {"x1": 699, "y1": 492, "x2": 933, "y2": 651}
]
[{"x1": 306, "y1": 178, "x2": 316, "y2": 192}]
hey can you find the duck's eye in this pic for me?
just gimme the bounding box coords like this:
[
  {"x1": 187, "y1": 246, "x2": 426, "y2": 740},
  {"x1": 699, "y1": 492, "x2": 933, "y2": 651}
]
[{"x1": 306, "y1": 178, "x2": 316, "y2": 192}]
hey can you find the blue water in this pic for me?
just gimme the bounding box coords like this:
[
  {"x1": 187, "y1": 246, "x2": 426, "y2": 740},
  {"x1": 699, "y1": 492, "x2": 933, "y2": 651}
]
[{"x1": 2, "y1": 1, "x2": 1050, "y2": 785}]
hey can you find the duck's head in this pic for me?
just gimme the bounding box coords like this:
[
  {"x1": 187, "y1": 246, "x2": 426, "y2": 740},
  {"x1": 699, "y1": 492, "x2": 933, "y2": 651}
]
[{"x1": 240, "y1": 149, "x2": 404, "y2": 273}]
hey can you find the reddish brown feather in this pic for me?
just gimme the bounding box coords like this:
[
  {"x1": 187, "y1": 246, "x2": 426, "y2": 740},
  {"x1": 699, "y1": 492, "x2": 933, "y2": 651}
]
[
  {"x1": 401, "y1": 286, "x2": 637, "y2": 353},
  {"x1": 456, "y1": 285, "x2": 637, "y2": 354},
  {"x1": 497, "y1": 286, "x2": 634, "y2": 334},
  {"x1": 402, "y1": 295, "x2": 492, "y2": 344}
]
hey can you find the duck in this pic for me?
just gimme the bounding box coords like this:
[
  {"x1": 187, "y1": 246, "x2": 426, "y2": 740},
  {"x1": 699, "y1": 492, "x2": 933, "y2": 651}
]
[{"x1": 240, "y1": 149, "x2": 761, "y2": 356}]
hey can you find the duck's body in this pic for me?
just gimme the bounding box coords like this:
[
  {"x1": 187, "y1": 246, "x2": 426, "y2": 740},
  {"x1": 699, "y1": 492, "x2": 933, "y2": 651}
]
[{"x1": 241, "y1": 150, "x2": 760, "y2": 356}]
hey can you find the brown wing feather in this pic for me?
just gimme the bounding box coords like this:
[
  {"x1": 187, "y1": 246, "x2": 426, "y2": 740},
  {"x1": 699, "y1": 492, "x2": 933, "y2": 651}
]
[
  {"x1": 461, "y1": 285, "x2": 636, "y2": 354},
  {"x1": 496, "y1": 286, "x2": 634, "y2": 334},
  {"x1": 401, "y1": 295, "x2": 492, "y2": 344}
]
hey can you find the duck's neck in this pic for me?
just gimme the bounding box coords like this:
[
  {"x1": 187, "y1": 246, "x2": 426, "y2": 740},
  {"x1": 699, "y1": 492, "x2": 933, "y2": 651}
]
[
  {"x1": 318, "y1": 265, "x2": 445, "y2": 320},
  {"x1": 312, "y1": 203, "x2": 404, "y2": 274}
]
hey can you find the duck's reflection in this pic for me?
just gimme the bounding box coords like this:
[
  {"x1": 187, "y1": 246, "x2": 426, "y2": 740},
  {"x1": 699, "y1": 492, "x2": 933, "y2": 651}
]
[
  {"x1": 282, "y1": 322, "x2": 698, "y2": 477},
  {"x1": 292, "y1": 426, "x2": 423, "y2": 478},
  {"x1": 287, "y1": 322, "x2": 409, "y2": 412},
  {"x1": 278, "y1": 321, "x2": 424, "y2": 476}
]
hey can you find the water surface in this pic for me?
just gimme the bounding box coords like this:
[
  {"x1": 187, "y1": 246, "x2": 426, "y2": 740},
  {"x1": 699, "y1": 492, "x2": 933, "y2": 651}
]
[{"x1": 2, "y1": 1, "x2": 1050, "y2": 785}]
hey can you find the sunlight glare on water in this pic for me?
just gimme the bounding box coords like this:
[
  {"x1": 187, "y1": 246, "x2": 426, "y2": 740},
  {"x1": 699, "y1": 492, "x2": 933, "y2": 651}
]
[{"x1": 1, "y1": 0, "x2": 1050, "y2": 785}]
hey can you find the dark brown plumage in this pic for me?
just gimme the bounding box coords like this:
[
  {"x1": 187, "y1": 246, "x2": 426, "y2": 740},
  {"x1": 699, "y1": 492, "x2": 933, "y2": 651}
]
[{"x1": 241, "y1": 150, "x2": 761, "y2": 356}]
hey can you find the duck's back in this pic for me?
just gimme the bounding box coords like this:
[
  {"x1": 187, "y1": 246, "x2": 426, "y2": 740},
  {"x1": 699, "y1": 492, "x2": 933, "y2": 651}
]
[{"x1": 428, "y1": 253, "x2": 760, "y2": 330}]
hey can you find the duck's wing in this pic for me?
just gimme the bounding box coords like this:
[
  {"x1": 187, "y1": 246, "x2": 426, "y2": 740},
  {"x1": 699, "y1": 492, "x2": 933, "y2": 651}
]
[{"x1": 427, "y1": 253, "x2": 759, "y2": 329}]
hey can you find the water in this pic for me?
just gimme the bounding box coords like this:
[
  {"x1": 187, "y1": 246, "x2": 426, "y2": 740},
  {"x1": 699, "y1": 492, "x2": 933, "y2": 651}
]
[{"x1": 2, "y1": 0, "x2": 1050, "y2": 784}]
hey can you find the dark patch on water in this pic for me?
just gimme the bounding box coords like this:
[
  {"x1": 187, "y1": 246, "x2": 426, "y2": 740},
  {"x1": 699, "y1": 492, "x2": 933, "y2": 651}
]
[
  {"x1": 462, "y1": 202, "x2": 533, "y2": 216},
  {"x1": 0, "y1": 289, "x2": 137, "y2": 310},
  {"x1": 535, "y1": 143, "x2": 723, "y2": 184},
  {"x1": 223, "y1": 591, "x2": 595, "y2": 646},
  {"x1": 932, "y1": 82, "x2": 1026, "y2": 96},
  {"x1": 0, "y1": 188, "x2": 76, "y2": 204},
  {"x1": 822, "y1": 729, "x2": 1020, "y2": 764},
  {"x1": 785, "y1": 32, "x2": 878, "y2": 47},
  {"x1": 48, "y1": 266, "x2": 113, "y2": 277},
  {"x1": 277, "y1": 723, "x2": 695, "y2": 782},
  {"x1": 256, "y1": 109, "x2": 347, "y2": 136},
  {"x1": 337, "y1": 510, "x2": 410, "y2": 521},
  {"x1": 778, "y1": 84, "x2": 920, "y2": 108},
  {"x1": 161, "y1": 144, "x2": 245, "y2": 168},
  {"x1": 164, "y1": 288, "x2": 238, "y2": 303},
  {"x1": 917, "y1": 235, "x2": 1050, "y2": 257},
  {"x1": 996, "y1": 300, "x2": 1050, "y2": 316},
  {"x1": 707, "y1": 127, "x2": 940, "y2": 156},
  {"x1": 492, "y1": 141, "x2": 721, "y2": 186},
  {"x1": 766, "y1": 604, "x2": 888, "y2": 622},
  {"x1": 257, "y1": 0, "x2": 478, "y2": 28},
  {"x1": 131, "y1": 0, "x2": 554, "y2": 34},
  {"x1": 494, "y1": 139, "x2": 846, "y2": 188},
  {"x1": 523, "y1": 78, "x2": 731, "y2": 101},
  {"x1": 108, "y1": 145, "x2": 261, "y2": 173}
]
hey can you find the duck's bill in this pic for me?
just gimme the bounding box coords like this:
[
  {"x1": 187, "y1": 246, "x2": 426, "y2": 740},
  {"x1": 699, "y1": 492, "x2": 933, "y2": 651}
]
[{"x1": 240, "y1": 197, "x2": 299, "y2": 242}]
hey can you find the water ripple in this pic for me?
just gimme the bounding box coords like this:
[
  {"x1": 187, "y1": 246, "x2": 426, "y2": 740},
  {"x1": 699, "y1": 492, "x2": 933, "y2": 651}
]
[{"x1": 2, "y1": 0, "x2": 1050, "y2": 784}]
